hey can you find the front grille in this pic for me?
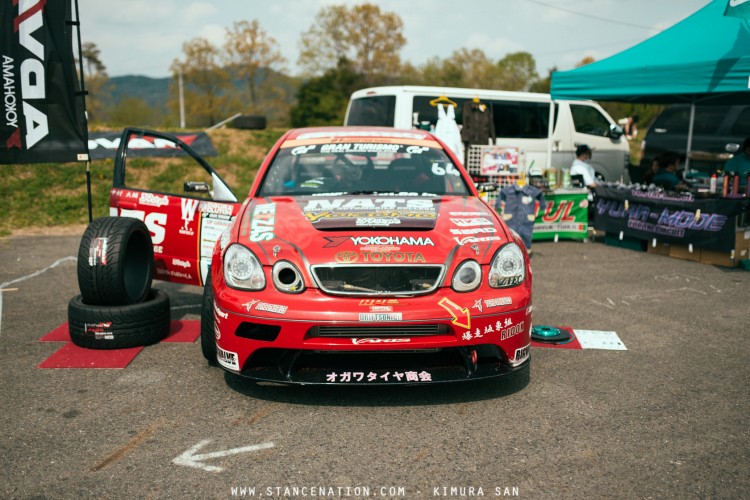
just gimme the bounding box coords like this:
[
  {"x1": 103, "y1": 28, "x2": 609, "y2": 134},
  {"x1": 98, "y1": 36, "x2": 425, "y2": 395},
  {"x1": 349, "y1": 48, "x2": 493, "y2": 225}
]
[
  {"x1": 311, "y1": 265, "x2": 444, "y2": 296},
  {"x1": 308, "y1": 324, "x2": 451, "y2": 338}
]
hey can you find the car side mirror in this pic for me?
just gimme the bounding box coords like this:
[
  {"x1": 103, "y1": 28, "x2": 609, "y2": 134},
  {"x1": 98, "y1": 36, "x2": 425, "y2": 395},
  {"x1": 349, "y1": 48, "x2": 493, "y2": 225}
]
[
  {"x1": 476, "y1": 181, "x2": 498, "y2": 193},
  {"x1": 184, "y1": 181, "x2": 210, "y2": 193},
  {"x1": 726, "y1": 143, "x2": 740, "y2": 153},
  {"x1": 608, "y1": 124, "x2": 624, "y2": 140}
]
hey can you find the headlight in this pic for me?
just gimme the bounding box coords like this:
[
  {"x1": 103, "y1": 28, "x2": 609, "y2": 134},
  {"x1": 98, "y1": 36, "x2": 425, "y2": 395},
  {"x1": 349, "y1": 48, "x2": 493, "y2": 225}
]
[
  {"x1": 223, "y1": 244, "x2": 265, "y2": 290},
  {"x1": 452, "y1": 260, "x2": 482, "y2": 292},
  {"x1": 488, "y1": 243, "x2": 525, "y2": 288},
  {"x1": 272, "y1": 261, "x2": 305, "y2": 293}
]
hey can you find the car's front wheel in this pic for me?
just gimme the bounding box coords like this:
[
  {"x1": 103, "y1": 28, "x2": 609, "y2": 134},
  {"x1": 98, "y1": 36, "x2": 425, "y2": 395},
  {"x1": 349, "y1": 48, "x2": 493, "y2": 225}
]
[{"x1": 200, "y1": 272, "x2": 217, "y2": 364}]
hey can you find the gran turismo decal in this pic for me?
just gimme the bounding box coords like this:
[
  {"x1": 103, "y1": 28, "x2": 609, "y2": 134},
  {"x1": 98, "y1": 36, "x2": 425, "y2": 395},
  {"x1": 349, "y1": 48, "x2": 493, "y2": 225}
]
[
  {"x1": 325, "y1": 370, "x2": 432, "y2": 383},
  {"x1": 320, "y1": 143, "x2": 400, "y2": 153},
  {"x1": 249, "y1": 202, "x2": 276, "y2": 242}
]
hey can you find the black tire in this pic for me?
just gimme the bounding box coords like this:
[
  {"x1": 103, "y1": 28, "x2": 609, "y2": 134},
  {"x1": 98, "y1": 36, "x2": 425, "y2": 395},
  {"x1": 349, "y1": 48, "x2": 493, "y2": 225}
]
[
  {"x1": 231, "y1": 114, "x2": 266, "y2": 130},
  {"x1": 201, "y1": 272, "x2": 218, "y2": 364},
  {"x1": 68, "y1": 289, "x2": 171, "y2": 349},
  {"x1": 77, "y1": 217, "x2": 154, "y2": 305}
]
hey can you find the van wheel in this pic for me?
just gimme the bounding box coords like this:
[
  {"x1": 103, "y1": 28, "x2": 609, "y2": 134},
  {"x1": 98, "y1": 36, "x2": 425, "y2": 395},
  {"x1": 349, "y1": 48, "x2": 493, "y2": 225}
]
[
  {"x1": 77, "y1": 217, "x2": 154, "y2": 305},
  {"x1": 200, "y1": 273, "x2": 218, "y2": 364},
  {"x1": 68, "y1": 289, "x2": 170, "y2": 349}
]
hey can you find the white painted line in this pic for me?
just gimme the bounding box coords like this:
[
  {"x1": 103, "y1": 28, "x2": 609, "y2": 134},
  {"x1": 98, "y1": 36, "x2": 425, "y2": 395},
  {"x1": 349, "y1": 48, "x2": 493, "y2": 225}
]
[
  {"x1": 0, "y1": 256, "x2": 77, "y2": 340},
  {"x1": 172, "y1": 439, "x2": 275, "y2": 473}
]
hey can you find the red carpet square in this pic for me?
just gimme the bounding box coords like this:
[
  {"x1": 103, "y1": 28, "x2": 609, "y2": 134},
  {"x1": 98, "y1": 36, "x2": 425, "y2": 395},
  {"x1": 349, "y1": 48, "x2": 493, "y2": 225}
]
[
  {"x1": 161, "y1": 319, "x2": 201, "y2": 343},
  {"x1": 38, "y1": 343, "x2": 143, "y2": 369},
  {"x1": 39, "y1": 322, "x2": 71, "y2": 342},
  {"x1": 530, "y1": 326, "x2": 583, "y2": 350}
]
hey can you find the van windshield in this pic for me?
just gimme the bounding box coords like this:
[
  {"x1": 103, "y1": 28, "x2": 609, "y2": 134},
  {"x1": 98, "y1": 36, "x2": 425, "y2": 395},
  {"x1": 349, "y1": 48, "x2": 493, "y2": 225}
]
[{"x1": 346, "y1": 96, "x2": 396, "y2": 126}]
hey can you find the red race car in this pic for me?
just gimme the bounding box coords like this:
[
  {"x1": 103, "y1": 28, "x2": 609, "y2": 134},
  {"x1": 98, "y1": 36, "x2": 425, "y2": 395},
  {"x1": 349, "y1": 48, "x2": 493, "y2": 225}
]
[{"x1": 112, "y1": 126, "x2": 532, "y2": 384}]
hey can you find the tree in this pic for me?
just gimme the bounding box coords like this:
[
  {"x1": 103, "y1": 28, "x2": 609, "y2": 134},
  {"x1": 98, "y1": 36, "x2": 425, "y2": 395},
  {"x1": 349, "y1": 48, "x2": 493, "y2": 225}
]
[
  {"x1": 170, "y1": 37, "x2": 234, "y2": 127},
  {"x1": 290, "y1": 59, "x2": 366, "y2": 127},
  {"x1": 298, "y1": 3, "x2": 405, "y2": 84},
  {"x1": 107, "y1": 97, "x2": 159, "y2": 127},
  {"x1": 495, "y1": 52, "x2": 539, "y2": 91},
  {"x1": 80, "y1": 41, "x2": 109, "y2": 123},
  {"x1": 224, "y1": 20, "x2": 287, "y2": 109}
]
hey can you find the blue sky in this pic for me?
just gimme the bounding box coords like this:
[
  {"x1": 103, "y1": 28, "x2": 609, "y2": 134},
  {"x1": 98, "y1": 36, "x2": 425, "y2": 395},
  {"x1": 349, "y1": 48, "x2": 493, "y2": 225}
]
[{"x1": 78, "y1": 0, "x2": 710, "y2": 78}]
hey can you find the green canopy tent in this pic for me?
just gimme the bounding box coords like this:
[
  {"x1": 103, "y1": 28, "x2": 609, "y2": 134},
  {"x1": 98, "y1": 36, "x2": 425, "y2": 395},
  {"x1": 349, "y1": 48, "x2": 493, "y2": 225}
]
[{"x1": 550, "y1": 0, "x2": 750, "y2": 170}]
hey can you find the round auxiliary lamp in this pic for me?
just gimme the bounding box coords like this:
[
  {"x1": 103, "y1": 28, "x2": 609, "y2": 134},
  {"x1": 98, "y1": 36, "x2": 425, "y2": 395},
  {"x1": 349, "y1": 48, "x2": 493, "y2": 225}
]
[{"x1": 531, "y1": 325, "x2": 574, "y2": 344}]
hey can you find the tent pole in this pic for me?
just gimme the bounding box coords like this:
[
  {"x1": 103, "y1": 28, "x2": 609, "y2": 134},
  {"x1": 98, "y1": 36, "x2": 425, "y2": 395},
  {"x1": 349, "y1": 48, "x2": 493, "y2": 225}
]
[
  {"x1": 546, "y1": 101, "x2": 554, "y2": 172},
  {"x1": 685, "y1": 102, "x2": 696, "y2": 174}
]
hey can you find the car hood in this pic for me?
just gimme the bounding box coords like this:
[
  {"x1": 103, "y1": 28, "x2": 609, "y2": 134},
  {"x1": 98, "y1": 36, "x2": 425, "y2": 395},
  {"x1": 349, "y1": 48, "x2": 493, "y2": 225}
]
[{"x1": 236, "y1": 195, "x2": 512, "y2": 265}]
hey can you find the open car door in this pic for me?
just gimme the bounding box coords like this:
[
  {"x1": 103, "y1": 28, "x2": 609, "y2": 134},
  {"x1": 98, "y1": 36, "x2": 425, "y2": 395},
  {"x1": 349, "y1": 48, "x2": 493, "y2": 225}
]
[{"x1": 110, "y1": 128, "x2": 241, "y2": 287}]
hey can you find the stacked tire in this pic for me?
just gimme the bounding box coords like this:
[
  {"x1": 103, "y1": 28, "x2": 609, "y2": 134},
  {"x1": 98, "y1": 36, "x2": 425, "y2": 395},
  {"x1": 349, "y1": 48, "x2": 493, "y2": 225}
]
[{"x1": 68, "y1": 217, "x2": 170, "y2": 349}]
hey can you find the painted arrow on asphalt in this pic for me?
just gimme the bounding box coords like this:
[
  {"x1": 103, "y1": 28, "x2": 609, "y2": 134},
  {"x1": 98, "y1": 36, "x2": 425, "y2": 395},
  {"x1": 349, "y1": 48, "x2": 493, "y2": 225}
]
[{"x1": 172, "y1": 439, "x2": 275, "y2": 473}]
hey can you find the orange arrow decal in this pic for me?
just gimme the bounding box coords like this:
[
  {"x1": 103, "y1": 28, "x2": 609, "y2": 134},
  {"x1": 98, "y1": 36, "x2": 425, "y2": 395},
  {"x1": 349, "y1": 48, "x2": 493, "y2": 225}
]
[{"x1": 438, "y1": 297, "x2": 471, "y2": 330}]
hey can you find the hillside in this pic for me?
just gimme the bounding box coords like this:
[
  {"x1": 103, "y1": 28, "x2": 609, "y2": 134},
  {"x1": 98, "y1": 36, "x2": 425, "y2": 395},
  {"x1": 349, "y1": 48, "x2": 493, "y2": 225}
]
[{"x1": 0, "y1": 128, "x2": 286, "y2": 237}]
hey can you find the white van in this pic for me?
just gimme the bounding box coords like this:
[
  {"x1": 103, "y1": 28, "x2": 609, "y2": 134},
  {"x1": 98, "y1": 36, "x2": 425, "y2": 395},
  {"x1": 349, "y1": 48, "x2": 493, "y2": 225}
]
[{"x1": 344, "y1": 85, "x2": 630, "y2": 182}]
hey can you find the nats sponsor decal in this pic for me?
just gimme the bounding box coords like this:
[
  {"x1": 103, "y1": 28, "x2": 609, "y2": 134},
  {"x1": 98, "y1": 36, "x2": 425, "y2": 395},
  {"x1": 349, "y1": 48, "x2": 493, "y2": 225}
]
[
  {"x1": 358, "y1": 312, "x2": 403, "y2": 322},
  {"x1": 249, "y1": 203, "x2": 276, "y2": 242},
  {"x1": 326, "y1": 370, "x2": 432, "y2": 383},
  {"x1": 301, "y1": 197, "x2": 436, "y2": 229}
]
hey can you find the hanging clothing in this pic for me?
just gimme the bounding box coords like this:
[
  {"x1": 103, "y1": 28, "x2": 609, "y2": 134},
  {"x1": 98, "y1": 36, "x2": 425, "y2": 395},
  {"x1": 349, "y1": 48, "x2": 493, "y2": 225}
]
[
  {"x1": 461, "y1": 101, "x2": 496, "y2": 145},
  {"x1": 496, "y1": 184, "x2": 546, "y2": 249},
  {"x1": 434, "y1": 104, "x2": 464, "y2": 160}
]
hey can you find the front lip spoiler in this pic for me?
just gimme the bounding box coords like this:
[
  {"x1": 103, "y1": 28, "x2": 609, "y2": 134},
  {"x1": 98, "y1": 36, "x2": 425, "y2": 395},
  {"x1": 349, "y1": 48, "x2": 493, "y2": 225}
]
[{"x1": 222, "y1": 346, "x2": 530, "y2": 385}]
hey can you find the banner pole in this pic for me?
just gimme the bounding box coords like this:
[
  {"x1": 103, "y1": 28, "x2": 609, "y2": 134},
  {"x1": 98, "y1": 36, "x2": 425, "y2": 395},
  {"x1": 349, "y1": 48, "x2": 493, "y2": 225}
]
[{"x1": 85, "y1": 161, "x2": 93, "y2": 222}]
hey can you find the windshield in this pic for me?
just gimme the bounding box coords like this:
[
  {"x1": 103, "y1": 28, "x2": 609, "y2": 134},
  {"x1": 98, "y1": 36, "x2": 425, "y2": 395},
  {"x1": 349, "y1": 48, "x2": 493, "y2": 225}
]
[{"x1": 258, "y1": 140, "x2": 472, "y2": 197}]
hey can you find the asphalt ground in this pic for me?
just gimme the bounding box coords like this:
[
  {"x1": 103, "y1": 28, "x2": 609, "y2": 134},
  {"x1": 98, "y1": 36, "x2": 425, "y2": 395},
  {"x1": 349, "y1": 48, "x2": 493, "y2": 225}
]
[{"x1": 0, "y1": 231, "x2": 748, "y2": 499}]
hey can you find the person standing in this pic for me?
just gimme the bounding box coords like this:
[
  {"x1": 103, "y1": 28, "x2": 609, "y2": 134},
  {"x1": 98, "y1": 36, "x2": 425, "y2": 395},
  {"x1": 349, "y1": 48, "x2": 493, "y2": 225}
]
[
  {"x1": 652, "y1": 152, "x2": 688, "y2": 191},
  {"x1": 723, "y1": 137, "x2": 750, "y2": 188},
  {"x1": 570, "y1": 145, "x2": 597, "y2": 189}
]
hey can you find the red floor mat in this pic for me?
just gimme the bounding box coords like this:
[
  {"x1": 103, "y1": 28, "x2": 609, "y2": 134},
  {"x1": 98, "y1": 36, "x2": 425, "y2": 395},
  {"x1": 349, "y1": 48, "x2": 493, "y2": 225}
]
[{"x1": 38, "y1": 320, "x2": 201, "y2": 369}]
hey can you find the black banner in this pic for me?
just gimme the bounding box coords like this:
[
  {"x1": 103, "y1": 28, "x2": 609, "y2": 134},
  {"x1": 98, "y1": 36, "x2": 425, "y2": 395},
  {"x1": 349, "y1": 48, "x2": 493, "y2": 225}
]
[
  {"x1": 1, "y1": 0, "x2": 88, "y2": 164},
  {"x1": 87, "y1": 131, "x2": 217, "y2": 160},
  {"x1": 594, "y1": 186, "x2": 750, "y2": 251}
]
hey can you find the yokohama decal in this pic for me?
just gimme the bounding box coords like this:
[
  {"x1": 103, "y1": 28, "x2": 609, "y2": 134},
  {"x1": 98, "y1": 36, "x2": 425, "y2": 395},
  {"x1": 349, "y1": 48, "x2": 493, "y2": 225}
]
[{"x1": 1, "y1": 0, "x2": 88, "y2": 164}]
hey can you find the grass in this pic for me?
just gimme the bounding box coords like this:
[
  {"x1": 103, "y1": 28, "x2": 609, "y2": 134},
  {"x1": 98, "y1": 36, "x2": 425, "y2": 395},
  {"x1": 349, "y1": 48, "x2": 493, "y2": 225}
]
[{"x1": 0, "y1": 128, "x2": 285, "y2": 237}]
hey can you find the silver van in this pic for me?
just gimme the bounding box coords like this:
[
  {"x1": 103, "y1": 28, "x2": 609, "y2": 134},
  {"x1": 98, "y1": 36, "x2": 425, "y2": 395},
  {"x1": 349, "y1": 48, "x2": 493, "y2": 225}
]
[{"x1": 345, "y1": 85, "x2": 630, "y2": 182}]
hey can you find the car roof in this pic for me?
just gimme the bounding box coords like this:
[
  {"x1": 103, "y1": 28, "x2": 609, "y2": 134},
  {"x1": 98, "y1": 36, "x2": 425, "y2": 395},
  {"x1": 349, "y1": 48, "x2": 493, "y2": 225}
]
[{"x1": 283, "y1": 126, "x2": 437, "y2": 142}]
